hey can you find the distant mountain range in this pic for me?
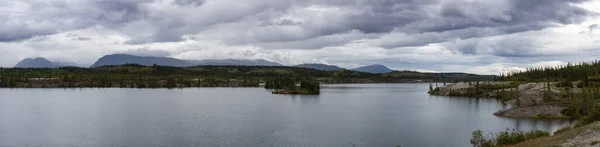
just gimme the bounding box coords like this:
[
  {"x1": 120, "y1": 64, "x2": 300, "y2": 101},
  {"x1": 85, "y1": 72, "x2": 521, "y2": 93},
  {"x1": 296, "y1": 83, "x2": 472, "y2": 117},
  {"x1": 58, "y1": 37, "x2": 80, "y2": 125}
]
[
  {"x1": 190, "y1": 59, "x2": 282, "y2": 66},
  {"x1": 294, "y1": 64, "x2": 341, "y2": 71},
  {"x1": 14, "y1": 57, "x2": 78, "y2": 68},
  {"x1": 351, "y1": 64, "x2": 394, "y2": 74},
  {"x1": 293, "y1": 63, "x2": 395, "y2": 73},
  {"x1": 89, "y1": 54, "x2": 283, "y2": 68},
  {"x1": 15, "y1": 54, "x2": 396, "y2": 74},
  {"x1": 90, "y1": 54, "x2": 192, "y2": 67}
]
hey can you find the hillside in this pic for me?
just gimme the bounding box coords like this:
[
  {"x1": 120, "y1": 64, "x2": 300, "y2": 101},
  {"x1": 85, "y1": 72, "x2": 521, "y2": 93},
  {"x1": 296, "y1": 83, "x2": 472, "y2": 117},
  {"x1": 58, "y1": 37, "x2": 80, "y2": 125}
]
[
  {"x1": 14, "y1": 57, "x2": 75, "y2": 68},
  {"x1": 384, "y1": 71, "x2": 495, "y2": 82},
  {"x1": 352, "y1": 64, "x2": 393, "y2": 73},
  {"x1": 294, "y1": 63, "x2": 341, "y2": 71},
  {"x1": 90, "y1": 54, "x2": 283, "y2": 67},
  {"x1": 0, "y1": 64, "x2": 494, "y2": 88},
  {"x1": 190, "y1": 59, "x2": 282, "y2": 66},
  {"x1": 90, "y1": 54, "x2": 192, "y2": 67}
]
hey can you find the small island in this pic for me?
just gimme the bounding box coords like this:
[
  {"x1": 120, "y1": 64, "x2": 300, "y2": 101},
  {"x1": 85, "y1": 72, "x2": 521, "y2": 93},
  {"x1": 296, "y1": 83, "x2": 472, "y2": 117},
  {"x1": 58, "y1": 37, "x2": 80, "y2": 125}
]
[{"x1": 264, "y1": 77, "x2": 320, "y2": 95}]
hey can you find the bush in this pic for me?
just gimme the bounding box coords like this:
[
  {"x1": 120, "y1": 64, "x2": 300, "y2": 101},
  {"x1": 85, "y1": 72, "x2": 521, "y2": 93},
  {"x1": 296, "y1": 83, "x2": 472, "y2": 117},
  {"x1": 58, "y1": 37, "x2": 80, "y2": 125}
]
[
  {"x1": 428, "y1": 87, "x2": 440, "y2": 94},
  {"x1": 555, "y1": 80, "x2": 574, "y2": 88},
  {"x1": 470, "y1": 130, "x2": 494, "y2": 147},
  {"x1": 576, "y1": 81, "x2": 599, "y2": 88},
  {"x1": 576, "y1": 104, "x2": 600, "y2": 127},
  {"x1": 495, "y1": 129, "x2": 549, "y2": 146},
  {"x1": 471, "y1": 129, "x2": 550, "y2": 147}
]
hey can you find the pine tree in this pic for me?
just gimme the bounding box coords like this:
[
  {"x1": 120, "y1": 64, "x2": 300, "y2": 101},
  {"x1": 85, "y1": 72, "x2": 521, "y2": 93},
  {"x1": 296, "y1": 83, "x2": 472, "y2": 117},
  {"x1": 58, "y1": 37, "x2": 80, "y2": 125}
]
[{"x1": 429, "y1": 83, "x2": 434, "y2": 92}]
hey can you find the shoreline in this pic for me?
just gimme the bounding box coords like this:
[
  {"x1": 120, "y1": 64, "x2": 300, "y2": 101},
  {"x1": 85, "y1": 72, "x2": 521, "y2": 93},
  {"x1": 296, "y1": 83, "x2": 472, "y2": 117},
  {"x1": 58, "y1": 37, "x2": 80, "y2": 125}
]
[
  {"x1": 429, "y1": 82, "x2": 571, "y2": 119},
  {"x1": 0, "y1": 82, "x2": 435, "y2": 89}
]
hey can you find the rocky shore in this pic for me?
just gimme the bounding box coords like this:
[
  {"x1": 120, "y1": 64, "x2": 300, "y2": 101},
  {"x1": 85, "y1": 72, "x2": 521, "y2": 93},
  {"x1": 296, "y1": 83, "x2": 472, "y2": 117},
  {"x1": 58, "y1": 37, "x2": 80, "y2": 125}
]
[{"x1": 430, "y1": 82, "x2": 569, "y2": 118}]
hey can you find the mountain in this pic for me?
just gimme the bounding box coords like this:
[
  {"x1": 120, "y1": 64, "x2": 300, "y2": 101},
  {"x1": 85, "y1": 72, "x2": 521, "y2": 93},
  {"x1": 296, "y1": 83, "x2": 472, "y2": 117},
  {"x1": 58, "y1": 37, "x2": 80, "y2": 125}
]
[
  {"x1": 90, "y1": 54, "x2": 284, "y2": 67},
  {"x1": 90, "y1": 54, "x2": 192, "y2": 67},
  {"x1": 383, "y1": 71, "x2": 495, "y2": 81},
  {"x1": 14, "y1": 57, "x2": 73, "y2": 68},
  {"x1": 352, "y1": 64, "x2": 394, "y2": 73},
  {"x1": 294, "y1": 63, "x2": 341, "y2": 71},
  {"x1": 189, "y1": 59, "x2": 283, "y2": 66}
]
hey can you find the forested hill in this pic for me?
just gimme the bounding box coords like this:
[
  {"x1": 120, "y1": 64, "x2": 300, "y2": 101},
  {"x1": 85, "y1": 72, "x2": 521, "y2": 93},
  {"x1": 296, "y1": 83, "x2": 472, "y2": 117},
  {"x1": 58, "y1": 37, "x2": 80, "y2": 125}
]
[
  {"x1": 505, "y1": 61, "x2": 600, "y2": 82},
  {"x1": 0, "y1": 65, "x2": 494, "y2": 88}
]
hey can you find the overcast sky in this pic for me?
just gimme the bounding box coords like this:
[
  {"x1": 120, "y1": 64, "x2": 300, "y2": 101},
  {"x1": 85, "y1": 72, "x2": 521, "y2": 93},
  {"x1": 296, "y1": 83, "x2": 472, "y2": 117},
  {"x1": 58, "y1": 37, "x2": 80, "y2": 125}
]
[{"x1": 1, "y1": 0, "x2": 599, "y2": 74}]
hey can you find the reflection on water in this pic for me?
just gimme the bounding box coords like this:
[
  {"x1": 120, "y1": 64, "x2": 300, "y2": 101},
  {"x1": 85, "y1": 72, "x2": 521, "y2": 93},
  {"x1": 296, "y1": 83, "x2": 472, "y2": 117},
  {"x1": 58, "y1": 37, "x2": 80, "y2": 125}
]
[
  {"x1": 0, "y1": 84, "x2": 573, "y2": 147},
  {"x1": 288, "y1": 94, "x2": 320, "y2": 104}
]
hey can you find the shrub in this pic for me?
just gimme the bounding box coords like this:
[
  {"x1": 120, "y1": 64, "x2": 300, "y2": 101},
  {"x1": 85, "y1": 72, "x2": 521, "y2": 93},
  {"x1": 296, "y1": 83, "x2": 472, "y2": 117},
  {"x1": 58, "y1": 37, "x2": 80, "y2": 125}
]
[
  {"x1": 471, "y1": 129, "x2": 549, "y2": 147},
  {"x1": 428, "y1": 87, "x2": 440, "y2": 94},
  {"x1": 495, "y1": 129, "x2": 549, "y2": 146},
  {"x1": 470, "y1": 130, "x2": 494, "y2": 147},
  {"x1": 576, "y1": 104, "x2": 600, "y2": 127},
  {"x1": 555, "y1": 80, "x2": 574, "y2": 88},
  {"x1": 576, "y1": 81, "x2": 600, "y2": 88}
]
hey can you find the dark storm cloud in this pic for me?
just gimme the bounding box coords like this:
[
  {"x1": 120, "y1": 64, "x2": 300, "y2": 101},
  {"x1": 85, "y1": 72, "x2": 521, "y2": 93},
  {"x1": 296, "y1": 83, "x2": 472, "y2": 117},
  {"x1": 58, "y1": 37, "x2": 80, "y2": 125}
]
[
  {"x1": 0, "y1": 0, "x2": 152, "y2": 42},
  {"x1": 0, "y1": 0, "x2": 595, "y2": 51},
  {"x1": 172, "y1": 0, "x2": 205, "y2": 6},
  {"x1": 385, "y1": 0, "x2": 595, "y2": 50},
  {"x1": 94, "y1": 0, "x2": 152, "y2": 24}
]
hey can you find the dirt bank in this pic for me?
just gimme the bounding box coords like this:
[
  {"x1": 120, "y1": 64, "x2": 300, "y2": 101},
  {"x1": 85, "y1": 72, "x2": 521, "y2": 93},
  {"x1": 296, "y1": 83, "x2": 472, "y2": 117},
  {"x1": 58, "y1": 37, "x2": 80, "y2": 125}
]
[{"x1": 515, "y1": 121, "x2": 600, "y2": 147}]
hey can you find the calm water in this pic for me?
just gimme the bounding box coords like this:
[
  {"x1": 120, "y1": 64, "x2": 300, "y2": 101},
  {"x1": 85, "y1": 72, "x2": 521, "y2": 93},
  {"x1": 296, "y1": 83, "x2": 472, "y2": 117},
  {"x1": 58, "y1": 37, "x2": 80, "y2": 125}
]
[{"x1": 0, "y1": 84, "x2": 571, "y2": 147}]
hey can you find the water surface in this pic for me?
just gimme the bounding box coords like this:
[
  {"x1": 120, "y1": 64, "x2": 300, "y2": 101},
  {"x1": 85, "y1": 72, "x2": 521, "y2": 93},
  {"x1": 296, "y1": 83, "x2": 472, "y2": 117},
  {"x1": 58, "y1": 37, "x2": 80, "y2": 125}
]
[{"x1": 0, "y1": 84, "x2": 571, "y2": 146}]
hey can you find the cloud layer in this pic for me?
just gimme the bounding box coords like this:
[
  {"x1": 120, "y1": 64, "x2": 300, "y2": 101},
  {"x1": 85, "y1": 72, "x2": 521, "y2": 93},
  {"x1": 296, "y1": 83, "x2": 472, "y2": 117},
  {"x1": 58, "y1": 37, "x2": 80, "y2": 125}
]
[{"x1": 1, "y1": 0, "x2": 599, "y2": 74}]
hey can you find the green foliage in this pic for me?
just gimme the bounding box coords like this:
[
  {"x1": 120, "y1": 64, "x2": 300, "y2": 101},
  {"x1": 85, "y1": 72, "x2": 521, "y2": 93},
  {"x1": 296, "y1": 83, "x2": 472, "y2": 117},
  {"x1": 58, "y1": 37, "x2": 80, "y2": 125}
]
[
  {"x1": 428, "y1": 87, "x2": 440, "y2": 94},
  {"x1": 0, "y1": 65, "x2": 494, "y2": 88},
  {"x1": 495, "y1": 129, "x2": 549, "y2": 146},
  {"x1": 471, "y1": 129, "x2": 549, "y2": 147},
  {"x1": 543, "y1": 82, "x2": 555, "y2": 102},
  {"x1": 576, "y1": 76, "x2": 600, "y2": 88},
  {"x1": 300, "y1": 80, "x2": 320, "y2": 94},
  {"x1": 429, "y1": 83, "x2": 433, "y2": 91},
  {"x1": 266, "y1": 77, "x2": 321, "y2": 95},
  {"x1": 506, "y1": 61, "x2": 600, "y2": 82},
  {"x1": 555, "y1": 80, "x2": 574, "y2": 88},
  {"x1": 470, "y1": 130, "x2": 494, "y2": 147},
  {"x1": 576, "y1": 103, "x2": 600, "y2": 127}
]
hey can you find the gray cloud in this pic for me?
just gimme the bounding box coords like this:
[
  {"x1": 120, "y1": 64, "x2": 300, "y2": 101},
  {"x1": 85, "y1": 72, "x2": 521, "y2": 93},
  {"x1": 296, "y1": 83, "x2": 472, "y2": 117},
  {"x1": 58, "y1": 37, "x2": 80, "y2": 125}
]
[
  {"x1": 1, "y1": 0, "x2": 595, "y2": 47},
  {"x1": 385, "y1": 0, "x2": 595, "y2": 49},
  {"x1": 121, "y1": 48, "x2": 172, "y2": 57},
  {"x1": 0, "y1": 0, "x2": 598, "y2": 74},
  {"x1": 590, "y1": 24, "x2": 599, "y2": 33},
  {"x1": 172, "y1": 0, "x2": 205, "y2": 6}
]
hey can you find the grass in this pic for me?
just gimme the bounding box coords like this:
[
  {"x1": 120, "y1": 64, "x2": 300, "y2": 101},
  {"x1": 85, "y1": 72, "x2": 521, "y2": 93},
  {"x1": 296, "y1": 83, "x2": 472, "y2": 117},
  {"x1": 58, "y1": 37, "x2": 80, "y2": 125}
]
[
  {"x1": 514, "y1": 121, "x2": 600, "y2": 147},
  {"x1": 471, "y1": 129, "x2": 549, "y2": 147}
]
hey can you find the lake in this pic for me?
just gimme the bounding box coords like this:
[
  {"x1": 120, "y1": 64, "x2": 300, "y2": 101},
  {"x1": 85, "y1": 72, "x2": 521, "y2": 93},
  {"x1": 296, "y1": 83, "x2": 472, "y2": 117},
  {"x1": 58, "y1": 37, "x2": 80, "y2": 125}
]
[{"x1": 0, "y1": 84, "x2": 572, "y2": 147}]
